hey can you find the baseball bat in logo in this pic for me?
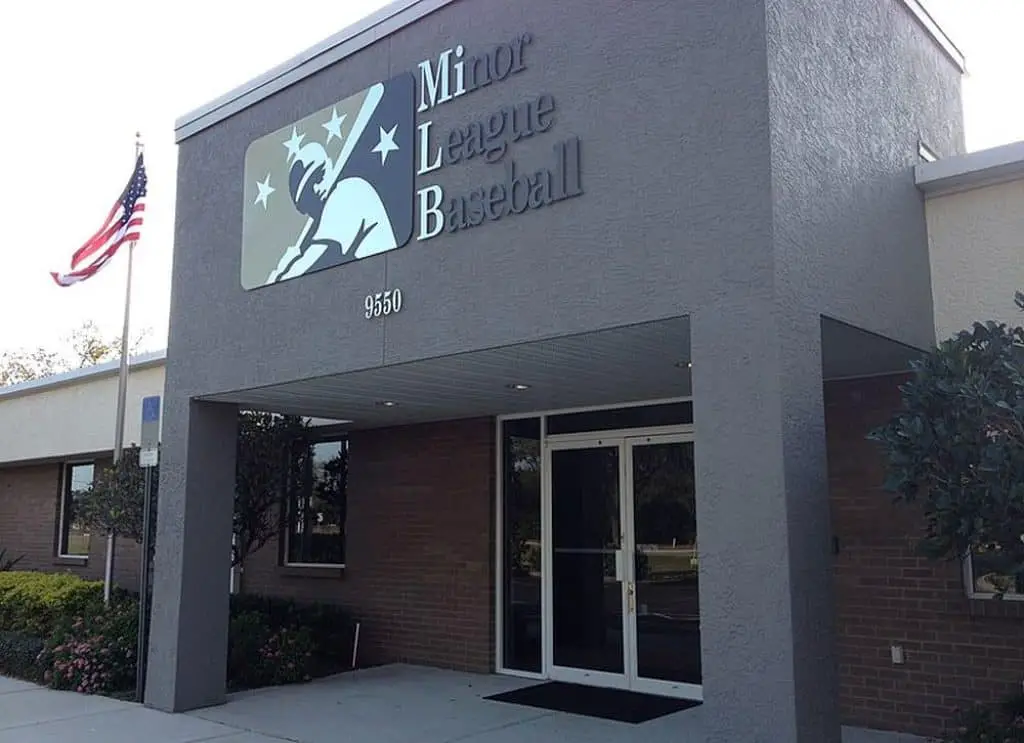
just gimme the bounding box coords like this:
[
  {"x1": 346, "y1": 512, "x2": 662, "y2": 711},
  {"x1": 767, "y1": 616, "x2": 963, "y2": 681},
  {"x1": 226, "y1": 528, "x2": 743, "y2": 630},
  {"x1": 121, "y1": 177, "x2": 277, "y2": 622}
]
[{"x1": 241, "y1": 73, "x2": 415, "y2": 290}]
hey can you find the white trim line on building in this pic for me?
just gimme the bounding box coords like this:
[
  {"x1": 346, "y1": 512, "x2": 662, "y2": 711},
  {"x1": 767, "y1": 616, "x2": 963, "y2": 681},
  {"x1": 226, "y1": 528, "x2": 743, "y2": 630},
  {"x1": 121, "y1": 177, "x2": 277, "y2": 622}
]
[
  {"x1": 174, "y1": 0, "x2": 458, "y2": 143},
  {"x1": 173, "y1": 0, "x2": 962, "y2": 144},
  {"x1": 916, "y1": 140, "x2": 1024, "y2": 197},
  {"x1": 0, "y1": 349, "x2": 167, "y2": 401},
  {"x1": 898, "y1": 0, "x2": 965, "y2": 73}
]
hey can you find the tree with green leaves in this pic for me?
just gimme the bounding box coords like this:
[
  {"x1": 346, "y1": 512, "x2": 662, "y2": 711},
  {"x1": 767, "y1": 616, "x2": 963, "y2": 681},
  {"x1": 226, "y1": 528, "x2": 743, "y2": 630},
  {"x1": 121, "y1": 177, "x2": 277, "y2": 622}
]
[
  {"x1": 80, "y1": 412, "x2": 311, "y2": 596},
  {"x1": 80, "y1": 445, "x2": 154, "y2": 545},
  {"x1": 78, "y1": 445, "x2": 158, "y2": 603},
  {"x1": 869, "y1": 292, "x2": 1024, "y2": 596},
  {"x1": 233, "y1": 411, "x2": 311, "y2": 591}
]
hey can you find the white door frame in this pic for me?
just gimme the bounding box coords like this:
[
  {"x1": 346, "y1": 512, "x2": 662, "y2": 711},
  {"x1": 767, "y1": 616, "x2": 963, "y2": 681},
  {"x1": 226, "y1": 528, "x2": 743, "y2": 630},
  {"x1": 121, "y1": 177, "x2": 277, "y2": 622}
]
[
  {"x1": 623, "y1": 431, "x2": 703, "y2": 701},
  {"x1": 541, "y1": 425, "x2": 701, "y2": 700},
  {"x1": 543, "y1": 435, "x2": 631, "y2": 690}
]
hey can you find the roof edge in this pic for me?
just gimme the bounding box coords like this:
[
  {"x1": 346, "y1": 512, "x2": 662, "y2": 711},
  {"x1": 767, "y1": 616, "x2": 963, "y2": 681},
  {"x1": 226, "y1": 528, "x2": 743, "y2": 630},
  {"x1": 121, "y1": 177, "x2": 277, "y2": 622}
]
[
  {"x1": 0, "y1": 349, "x2": 167, "y2": 401},
  {"x1": 916, "y1": 140, "x2": 1024, "y2": 197},
  {"x1": 174, "y1": 0, "x2": 457, "y2": 143},
  {"x1": 174, "y1": 0, "x2": 964, "y2": 143},
  {"x1": 898, "y1": 0, "x2": 966, "y2": 73}
]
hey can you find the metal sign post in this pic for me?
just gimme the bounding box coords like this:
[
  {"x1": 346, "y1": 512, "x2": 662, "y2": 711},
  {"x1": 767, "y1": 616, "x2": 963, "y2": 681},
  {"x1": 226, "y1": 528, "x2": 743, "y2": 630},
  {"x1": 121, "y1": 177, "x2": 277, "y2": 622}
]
[{"x1": 135, "y1": 395, "x2": 160, "y2": 703}]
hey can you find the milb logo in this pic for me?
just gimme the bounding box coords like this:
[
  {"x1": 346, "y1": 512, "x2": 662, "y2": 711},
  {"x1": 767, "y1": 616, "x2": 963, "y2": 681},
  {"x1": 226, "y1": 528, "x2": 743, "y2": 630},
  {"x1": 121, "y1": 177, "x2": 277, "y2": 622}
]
[{"x1": 241, "y1": 73, "x2": 415, "y2": 290}]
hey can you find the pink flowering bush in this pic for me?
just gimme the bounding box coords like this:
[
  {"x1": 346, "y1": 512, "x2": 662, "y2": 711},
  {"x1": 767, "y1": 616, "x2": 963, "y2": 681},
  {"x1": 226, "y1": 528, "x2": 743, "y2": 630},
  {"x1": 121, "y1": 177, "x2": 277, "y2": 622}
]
[{"x1": 39, "y1": 600, "x2": 138, "y2": 695}]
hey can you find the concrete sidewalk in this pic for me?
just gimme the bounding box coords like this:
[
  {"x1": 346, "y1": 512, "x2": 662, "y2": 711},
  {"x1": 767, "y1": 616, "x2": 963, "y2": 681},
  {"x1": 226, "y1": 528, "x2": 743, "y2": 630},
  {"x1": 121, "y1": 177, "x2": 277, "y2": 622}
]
[
  {"x1": 0, "y1": 676, "x2": 275, "y2": 743},
  {"x1": 1, "y1": 666, "x2": 929, "y2": 743}
]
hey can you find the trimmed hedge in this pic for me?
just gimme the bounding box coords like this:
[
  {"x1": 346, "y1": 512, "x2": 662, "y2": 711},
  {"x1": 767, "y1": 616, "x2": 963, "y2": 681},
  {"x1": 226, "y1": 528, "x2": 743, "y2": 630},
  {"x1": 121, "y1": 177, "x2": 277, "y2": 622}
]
[
  {"x1": 0, "y1": 631, "x2": 45, "y2": 682},
  {"x1": 0, "y1": 573, "x2": 104, "y2": 637},
  {"x1": 0, "y1": 573, "x2": 359, "y2": 697}
]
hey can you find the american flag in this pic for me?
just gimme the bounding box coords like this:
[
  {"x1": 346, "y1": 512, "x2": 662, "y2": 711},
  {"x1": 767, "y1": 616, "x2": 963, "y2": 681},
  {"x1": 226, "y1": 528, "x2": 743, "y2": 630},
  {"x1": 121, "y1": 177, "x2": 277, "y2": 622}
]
[{"x1": 51, "y1": 153, "x2": 147, "y2": 287}]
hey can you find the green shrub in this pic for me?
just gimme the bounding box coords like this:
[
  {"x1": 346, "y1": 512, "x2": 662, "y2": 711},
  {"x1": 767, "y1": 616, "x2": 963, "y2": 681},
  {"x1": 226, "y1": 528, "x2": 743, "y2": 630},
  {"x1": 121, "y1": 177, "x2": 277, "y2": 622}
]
[
  {"x1": 0, "y1": 572, "x2": 103, "y2": 637},
  {"x1": 1005, "y1": 694, "x2": 1024, "y2": 720},
  {"x1": 229, "y1": 593, "x2": 355, "y2": 675},
  {"x1": 39, "y1": 598, "x2": 138, "y2": 695},
  {"x1": 227, "y1": 610, "x2": 313, "y2": 690},
  {"x1": 0, "y1": 631, "x2": 45, "y2": 682},
  {"x1": 0, "y1": 570, "x2": 354, "y2": 696},
  {"x1": 944, "y1": 702, "x2": 1024, "y2": 742}
]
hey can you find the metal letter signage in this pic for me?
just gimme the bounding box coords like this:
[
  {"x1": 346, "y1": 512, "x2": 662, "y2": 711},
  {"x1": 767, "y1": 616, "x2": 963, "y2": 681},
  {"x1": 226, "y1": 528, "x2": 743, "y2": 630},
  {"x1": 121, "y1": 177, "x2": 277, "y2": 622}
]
[{"x1": 240, "y1": 32, "x2": 583, "y2": 291}]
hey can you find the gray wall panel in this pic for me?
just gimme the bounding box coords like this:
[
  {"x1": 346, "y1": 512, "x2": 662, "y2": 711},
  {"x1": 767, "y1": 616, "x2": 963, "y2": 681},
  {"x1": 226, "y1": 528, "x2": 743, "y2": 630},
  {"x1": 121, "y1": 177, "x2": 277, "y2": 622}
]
[
  {"x1": 766, "y1": 0, "x2": 965, "y2": 350},
  {"x1": 169, "y1": 0, "x2": 773, "y2": 394},
  {"x1": 169, "y1": 41, "x2": 395, "y2": 397}
]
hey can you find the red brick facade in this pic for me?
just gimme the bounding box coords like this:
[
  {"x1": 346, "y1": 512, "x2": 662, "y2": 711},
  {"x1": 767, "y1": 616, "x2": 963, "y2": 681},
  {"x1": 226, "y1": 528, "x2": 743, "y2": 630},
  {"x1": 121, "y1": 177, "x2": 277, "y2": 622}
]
[
  {"x1": 0, "y1": 458, "x2": 141, "y2": 587},
  {"x1": 3, "y1": 389, "x2": 1021, "y2": 737},
  {"x1": 242, "y1": 417, "x2": 495, "y2": 673},
  {"x1": 827, "y1": 375, "x2": 1024, "y2": 738}
]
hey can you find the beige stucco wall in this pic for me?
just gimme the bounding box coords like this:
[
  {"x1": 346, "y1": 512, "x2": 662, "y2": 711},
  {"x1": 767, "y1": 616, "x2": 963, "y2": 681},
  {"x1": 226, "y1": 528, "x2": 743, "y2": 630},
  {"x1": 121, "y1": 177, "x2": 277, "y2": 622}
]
[
  {"x1": 0, "y1": 364, "x2": 166, "y2": 465},
  {"x1": 925, "y1": 178, "x2": 1024, "y2": 341}
]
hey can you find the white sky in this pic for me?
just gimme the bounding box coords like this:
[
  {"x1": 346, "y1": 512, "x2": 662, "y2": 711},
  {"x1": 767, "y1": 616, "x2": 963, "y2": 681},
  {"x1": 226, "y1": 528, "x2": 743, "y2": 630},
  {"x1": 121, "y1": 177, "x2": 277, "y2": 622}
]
[{"x1": 0, "y1": 0, "x2": 1019, "y2": 355}]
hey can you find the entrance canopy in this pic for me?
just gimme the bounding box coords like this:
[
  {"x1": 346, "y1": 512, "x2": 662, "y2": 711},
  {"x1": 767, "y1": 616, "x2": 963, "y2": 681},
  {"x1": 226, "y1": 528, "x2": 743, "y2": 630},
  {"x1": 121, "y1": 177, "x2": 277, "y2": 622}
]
[{"x1": 201, "y1": 315, "x2": 923, "y2": 428}]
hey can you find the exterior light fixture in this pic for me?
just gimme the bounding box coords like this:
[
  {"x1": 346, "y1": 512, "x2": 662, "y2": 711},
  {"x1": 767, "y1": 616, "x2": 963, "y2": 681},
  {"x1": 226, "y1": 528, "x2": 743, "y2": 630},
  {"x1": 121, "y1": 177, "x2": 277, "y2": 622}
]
[
  {"x1": 376, "y1": 400, "x2": 398, "y2": 407},
  {"x1": 507, "y1": 383, "x2": 531, "y2": 391},
  {"x1": 675, "y1": 361, "x2": 693, "y2": 369}
]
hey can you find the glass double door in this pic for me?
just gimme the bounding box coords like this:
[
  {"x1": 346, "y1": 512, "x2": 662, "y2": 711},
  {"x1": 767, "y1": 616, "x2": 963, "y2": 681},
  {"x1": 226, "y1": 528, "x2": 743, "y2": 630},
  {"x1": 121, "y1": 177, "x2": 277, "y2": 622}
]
[{"x1": 544, "y1": 432, "x2": 701, "y2": 700}]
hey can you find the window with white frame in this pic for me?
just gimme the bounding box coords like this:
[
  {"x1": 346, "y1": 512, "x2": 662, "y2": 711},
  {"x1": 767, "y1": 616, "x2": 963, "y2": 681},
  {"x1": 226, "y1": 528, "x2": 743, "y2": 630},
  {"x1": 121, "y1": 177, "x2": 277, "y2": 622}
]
[
  {"x1": 283, "y1": 437, "x2": 347, "y2": 566},
  {"x1": 58, "y1": 462, "x2": 94, "y2": 558},
  {"x1": 965, "y1": 545, "x2": 1023, "y2": 600}
]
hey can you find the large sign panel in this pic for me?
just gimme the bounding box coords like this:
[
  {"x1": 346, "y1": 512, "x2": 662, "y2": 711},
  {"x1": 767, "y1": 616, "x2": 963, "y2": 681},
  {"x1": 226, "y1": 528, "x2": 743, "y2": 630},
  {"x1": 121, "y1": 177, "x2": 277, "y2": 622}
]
[
  {"x1": 242, "y1": 75, "x2": 415, "y2": 289},
  {"x1": 240, "y1": 33, "x2": 582, "y2": 291}
]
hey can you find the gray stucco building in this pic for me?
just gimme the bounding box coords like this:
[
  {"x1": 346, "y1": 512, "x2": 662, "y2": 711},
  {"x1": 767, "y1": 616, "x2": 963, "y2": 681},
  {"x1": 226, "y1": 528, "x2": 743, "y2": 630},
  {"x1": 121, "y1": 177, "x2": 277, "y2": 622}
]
[{"x1": 144, "y1": 1, "x2": 966, "y2": 741}]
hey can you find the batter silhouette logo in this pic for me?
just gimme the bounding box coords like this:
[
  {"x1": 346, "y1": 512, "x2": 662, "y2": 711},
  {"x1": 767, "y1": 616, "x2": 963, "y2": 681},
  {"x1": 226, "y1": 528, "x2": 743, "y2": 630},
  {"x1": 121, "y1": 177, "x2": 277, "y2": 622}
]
[{"x1": 241, "y1": 73, "x2": 415, "y2": 289}]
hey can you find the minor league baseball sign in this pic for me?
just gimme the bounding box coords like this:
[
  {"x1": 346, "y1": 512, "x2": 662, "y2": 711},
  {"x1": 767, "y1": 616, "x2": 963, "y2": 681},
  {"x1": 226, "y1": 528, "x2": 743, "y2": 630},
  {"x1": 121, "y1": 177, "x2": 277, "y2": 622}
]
[{"x1": 240, "y1": 33, "x2": 583, "y2": 290}]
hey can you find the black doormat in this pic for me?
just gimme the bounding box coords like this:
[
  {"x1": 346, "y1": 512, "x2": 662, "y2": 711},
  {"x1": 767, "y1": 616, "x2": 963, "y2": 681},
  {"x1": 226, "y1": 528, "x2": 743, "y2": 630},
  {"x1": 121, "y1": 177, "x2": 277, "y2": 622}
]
[{"x1": 484, "y1": 681, "x2": 701, "y2": 723}]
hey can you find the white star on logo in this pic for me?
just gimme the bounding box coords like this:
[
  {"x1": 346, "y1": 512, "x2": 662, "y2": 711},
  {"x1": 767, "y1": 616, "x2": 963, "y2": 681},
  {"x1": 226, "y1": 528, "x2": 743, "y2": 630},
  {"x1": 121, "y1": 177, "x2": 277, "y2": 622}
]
[
  {"x1": 372, "y1": 124, "x2": 400, "y2": 165},
  {"x1": 322, "y1": 107, "x2": 347, "y2": 144},
  {"x1": 254, "y1": 174, "x2": 275, "y2": 209},
  {"x1": 283, "y1": 126, "x2": 305, "y2": 163}
]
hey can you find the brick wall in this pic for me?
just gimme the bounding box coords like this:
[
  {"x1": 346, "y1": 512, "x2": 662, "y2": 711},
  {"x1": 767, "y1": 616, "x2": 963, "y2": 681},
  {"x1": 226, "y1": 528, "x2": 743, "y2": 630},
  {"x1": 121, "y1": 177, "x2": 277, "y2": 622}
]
[
  {"x1": 827, "y1": 375, "x2": 1024, "y2": 738},
  {"x1": 242, "y1": 417, "x2": 495, "y2": 673},
  {"x1": 0, "y1": 458, "x2": 141, "y2": 590}
]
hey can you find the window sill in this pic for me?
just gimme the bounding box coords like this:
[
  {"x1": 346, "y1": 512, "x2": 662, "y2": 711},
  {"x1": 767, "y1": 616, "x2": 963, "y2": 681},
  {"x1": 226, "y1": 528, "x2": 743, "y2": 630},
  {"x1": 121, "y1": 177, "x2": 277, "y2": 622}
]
[
  {"x1": 967, "y1": 594, "x2": 1024, "y2": 619},
  {"x1": 53, "y1": 556, "x2": 88, "y2": 567},
  {"x1": 278, "y1": 564, "x2": 346, "y2": 580}
]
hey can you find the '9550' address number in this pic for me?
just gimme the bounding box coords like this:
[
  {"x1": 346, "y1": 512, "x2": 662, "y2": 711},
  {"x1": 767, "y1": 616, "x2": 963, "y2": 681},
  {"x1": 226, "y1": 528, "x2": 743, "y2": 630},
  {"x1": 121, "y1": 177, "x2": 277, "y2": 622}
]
[{"x1": 365, "y1": 289, "x2": 404, "y2": 320}]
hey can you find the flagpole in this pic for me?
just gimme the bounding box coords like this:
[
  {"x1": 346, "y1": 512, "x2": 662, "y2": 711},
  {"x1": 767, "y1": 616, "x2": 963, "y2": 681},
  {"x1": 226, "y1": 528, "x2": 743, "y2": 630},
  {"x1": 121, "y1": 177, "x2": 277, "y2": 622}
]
[{"x1": 104, "y1": 131, "x2": 143, "y2": 605}]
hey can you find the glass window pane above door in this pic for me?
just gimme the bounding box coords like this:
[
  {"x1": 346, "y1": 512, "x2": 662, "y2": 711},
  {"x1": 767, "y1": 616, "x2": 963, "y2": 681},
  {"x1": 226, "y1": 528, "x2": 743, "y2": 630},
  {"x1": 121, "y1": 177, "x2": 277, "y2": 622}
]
[{"x1": 546, "y1": 402, "x2": 693, "y2": 436}]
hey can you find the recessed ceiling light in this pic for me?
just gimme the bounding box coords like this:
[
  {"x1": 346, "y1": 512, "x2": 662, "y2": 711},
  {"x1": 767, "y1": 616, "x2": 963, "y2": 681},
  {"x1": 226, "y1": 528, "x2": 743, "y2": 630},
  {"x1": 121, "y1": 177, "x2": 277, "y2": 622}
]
[
  {"x1": 507, "y1": 383, "x2": 531, "y2": 391},
  {"x1": 375, "y1": 400, "x2": 398, "y2": 407}
]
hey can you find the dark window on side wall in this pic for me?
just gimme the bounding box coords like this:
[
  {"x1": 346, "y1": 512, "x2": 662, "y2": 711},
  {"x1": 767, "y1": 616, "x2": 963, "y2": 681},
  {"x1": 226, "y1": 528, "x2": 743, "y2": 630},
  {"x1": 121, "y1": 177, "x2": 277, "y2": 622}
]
[
  {"x1": 501, "y1": 418, "x2": 542, "y2": 672},
  {"x1": 284, "y1": 437, "x2": 347, "y2": 566},
  {"x1": 59, "y1": 462, "x2": 94, "y2": 557}
]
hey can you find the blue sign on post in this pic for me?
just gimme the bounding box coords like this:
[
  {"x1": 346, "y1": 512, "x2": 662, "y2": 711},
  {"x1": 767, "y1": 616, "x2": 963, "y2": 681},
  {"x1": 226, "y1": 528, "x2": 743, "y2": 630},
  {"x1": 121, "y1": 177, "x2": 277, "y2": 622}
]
[
  {"x1": 142, "y1": 395, "x2": 160, "y2": 424},
  {"x1": 140, "y1": 395, "x2": 160, "y2": 468}
]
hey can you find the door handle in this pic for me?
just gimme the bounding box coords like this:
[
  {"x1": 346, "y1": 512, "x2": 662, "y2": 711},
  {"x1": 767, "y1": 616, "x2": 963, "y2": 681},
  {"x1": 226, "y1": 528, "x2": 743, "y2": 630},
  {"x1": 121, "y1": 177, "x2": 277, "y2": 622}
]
[
  {"x1": 614, "y1": 549, "x2": 625, "y2": 582},
  {"x1": 626, "y1": 581, "x2": 636, "y2": 614}
]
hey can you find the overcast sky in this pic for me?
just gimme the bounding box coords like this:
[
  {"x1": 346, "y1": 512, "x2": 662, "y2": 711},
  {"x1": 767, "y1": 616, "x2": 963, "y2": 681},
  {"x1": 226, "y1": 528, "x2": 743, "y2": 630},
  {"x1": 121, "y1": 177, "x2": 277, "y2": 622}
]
[{"x1": 0, "y1": 0, "x2": 1020, "y2": 356}]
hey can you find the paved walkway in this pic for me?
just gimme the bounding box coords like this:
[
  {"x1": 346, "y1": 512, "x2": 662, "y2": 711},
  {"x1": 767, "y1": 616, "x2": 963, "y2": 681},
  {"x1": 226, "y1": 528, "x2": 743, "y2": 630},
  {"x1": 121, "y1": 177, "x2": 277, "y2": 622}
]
[{"x1": 1, "y1": 665, "x2": 927, "y2": 743}]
